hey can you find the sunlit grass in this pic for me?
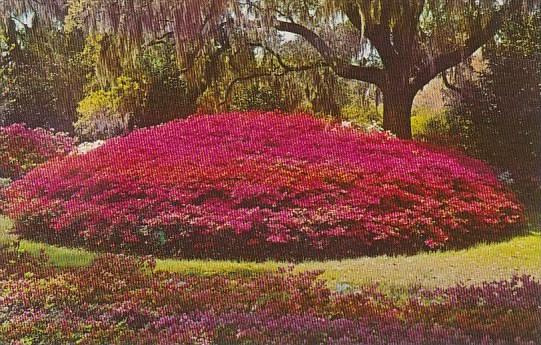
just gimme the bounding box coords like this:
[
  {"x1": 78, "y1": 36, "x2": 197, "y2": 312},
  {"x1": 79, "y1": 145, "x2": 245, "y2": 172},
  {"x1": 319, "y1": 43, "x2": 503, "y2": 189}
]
[
  {"x1": 297, "y1": 231, "x2": 541, "y2": 292},
  {"x1": 0, "y1": 217, "x2": 95, "y2": 267},
  {"x1": 1, "y1": 215, "x2": 539, "y2": 290}
]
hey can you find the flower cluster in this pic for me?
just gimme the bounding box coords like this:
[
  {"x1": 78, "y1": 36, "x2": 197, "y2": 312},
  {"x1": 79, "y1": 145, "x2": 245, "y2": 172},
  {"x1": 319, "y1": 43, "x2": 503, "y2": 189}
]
[
  {"x1": 0, "y1": 123, "x2": 75, "y2": 179},
  {"x1": 3, "y1": 112, "x2": 524, "y2": 259},
  {"x1": 0, "y1": 247, "x2": 539, "y2": 344}
]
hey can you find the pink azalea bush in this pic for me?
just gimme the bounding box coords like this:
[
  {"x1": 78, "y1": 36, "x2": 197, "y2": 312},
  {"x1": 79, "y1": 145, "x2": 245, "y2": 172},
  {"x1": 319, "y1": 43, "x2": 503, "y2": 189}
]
[
  {"x1": 1, "y1": 247, "x2": 540, "y2": 344},
  {"x1": 2, "y1": 112, "x2": 524, "y2": 259},
  {"x1": 0, "y1": 123, "x2": 75, "y2": 179}
]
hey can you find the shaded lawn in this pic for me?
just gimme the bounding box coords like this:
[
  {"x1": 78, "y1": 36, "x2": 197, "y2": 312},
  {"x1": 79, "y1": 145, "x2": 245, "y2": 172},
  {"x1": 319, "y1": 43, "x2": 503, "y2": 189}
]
[{"x1": 1, "y1": 215, "x2": 539, "y2": 291}]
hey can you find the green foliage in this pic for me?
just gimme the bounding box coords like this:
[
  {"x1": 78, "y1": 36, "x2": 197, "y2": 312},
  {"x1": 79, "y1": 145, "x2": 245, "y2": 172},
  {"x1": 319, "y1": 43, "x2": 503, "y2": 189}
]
[
  {"x1": 0, "y1": 17, "x2": 89, "y2": 131},
  {"x1": 231, "y1": 83, "x2": 284, "y2": 111},
  {"x1": 137, "y1": 43, "x2": 197, "y2": 126},
  {"x1": 3, "y1": 0, "x2": 537, "y2": 141},
  {"x1": 411, "y1": 107, "x2": 451, "y2": 145},
  {"x1": 447, "y1": 11, "x2": 541, "y2": 205},
  {"x1": 341, "y1": 104, "x2": 382, "y2": 125},
  {"x1": 75, "y1": 76, "x2": 141, "y2": 140},
  {"x1": 79, "y1": 35, "x2": 197, "y2": 131},
  {"x1": 0, "y1": 178, "x2": 11, "y2": 191}
]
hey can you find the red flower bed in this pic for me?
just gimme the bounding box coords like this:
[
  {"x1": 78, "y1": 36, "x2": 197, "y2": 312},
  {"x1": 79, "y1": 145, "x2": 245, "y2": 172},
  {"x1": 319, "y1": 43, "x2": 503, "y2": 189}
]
[
  {"x1": 0, "y1": 123, "x2": 75, "y2": 179},
  {"x1": 1, "y1": 247, "x2": 540, "y2": 344},
  {"x1": 2, "y1": 112, "x2": 524, "y2": 259}
]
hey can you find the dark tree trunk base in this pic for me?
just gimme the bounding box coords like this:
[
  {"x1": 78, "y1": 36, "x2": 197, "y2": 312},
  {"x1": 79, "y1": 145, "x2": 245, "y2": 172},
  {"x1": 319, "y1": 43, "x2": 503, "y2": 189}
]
[{"x1": 382, "y1": 90, "x2": 414, "y2": 140}]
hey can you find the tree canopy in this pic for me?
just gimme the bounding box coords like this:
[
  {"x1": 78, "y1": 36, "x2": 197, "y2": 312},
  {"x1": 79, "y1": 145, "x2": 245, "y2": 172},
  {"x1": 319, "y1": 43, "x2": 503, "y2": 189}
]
[{"x1": 1, "y1": 0, "x2": 539, "y2": 138}]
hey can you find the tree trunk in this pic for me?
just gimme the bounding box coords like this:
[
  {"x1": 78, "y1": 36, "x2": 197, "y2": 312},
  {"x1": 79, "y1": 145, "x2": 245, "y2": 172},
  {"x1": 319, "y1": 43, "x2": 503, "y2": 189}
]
[{"x1": 382, "y1": 88, "x2": 414, "y2": 139}]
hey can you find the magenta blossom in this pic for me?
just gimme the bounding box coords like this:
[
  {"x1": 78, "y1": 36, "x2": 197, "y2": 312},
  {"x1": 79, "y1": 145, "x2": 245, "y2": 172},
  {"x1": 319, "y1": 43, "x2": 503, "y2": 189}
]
[{"x1": 3, "y1": 112, "x2": 524, "y2": 259}]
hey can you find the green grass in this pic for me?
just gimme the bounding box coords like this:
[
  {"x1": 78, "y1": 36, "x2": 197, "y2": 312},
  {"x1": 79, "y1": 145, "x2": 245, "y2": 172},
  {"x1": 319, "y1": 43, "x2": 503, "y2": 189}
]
[
  {"x1": 0, "y1": 217, "x2": 96, "y2": 267},
  {"x1": 1, "y1": 215, "x2": 540, "y2": 291},
  {"x1": 297, "y1": 232, "x2": 540, "y2": 292}
]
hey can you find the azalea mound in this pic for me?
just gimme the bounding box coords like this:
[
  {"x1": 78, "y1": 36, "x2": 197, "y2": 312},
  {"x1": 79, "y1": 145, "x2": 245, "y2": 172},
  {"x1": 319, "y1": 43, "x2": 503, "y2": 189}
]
[{"x1": 2, "y1": 112, "x2": 524, "y2": 259}]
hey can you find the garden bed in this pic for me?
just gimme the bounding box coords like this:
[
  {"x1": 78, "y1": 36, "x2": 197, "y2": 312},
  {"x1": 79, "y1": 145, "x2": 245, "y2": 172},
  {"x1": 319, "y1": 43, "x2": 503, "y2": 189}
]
[{"x1": 1, "y1": 245, "x2": 539, "y2": 345}]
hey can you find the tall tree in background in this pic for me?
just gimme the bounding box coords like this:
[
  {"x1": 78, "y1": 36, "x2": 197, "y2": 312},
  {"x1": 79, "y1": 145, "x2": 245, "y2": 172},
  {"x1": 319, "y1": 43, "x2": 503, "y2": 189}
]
[
  {"x1": 1, "y1": 0, "x2": 537, "y2": 138},
  {"x1": 254, "y1": 0, "x2": 532, "y2": 138}
]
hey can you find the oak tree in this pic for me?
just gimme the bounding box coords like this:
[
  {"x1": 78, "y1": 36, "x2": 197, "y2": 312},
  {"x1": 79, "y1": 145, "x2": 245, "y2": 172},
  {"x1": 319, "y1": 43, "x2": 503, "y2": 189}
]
[{"x1": 2, "y1": 0, "x2": 535, "y2": 138}]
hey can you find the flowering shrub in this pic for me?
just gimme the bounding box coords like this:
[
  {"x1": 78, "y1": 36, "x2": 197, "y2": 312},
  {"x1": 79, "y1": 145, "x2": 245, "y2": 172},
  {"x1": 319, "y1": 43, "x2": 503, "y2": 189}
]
[
  {"x1": 2, "y1": 112, "x2": 524, "y2": 259},
  {"x1": 0, "y1": 247, "x2": 539, "y2": 344},
  {"x1": 0, "y1": 123, "x2": 75, "y2": 179}
]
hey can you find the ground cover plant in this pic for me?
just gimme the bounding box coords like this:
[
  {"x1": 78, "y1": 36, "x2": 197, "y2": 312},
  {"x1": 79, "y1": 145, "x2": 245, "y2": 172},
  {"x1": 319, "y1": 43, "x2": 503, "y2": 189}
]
[
  {"x1": 0, "y1": 123, "x2": 75, "y2": 179},
  {"x1": 0, "y1": 245, "x2": 539, "y2": 345},
  {"x1": 1, "y1": 112, "x2": 525, "y2": 260}
]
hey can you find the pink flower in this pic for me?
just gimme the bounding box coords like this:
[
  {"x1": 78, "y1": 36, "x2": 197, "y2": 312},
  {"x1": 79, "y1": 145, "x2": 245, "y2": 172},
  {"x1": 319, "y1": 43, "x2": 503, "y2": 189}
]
[{"x1": 3, "y1": 112, "x2": 525, "y2": 259}]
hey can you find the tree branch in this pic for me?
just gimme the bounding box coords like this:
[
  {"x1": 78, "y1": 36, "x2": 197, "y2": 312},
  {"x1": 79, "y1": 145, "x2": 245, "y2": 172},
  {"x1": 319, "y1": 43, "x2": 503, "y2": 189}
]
[
  {"x1": 274, "y1": 19, "x2": 385, "y2": 85},
  {"x1": 441, "y1": 69, "x2": 477, "y2": 102},
  {"x1": 342, "y1": 2, "x2": 398, "y2": 68},
  {"x1": 441, "y1": 70, "x2": 461, "y2": 93},
  {"x1": 274, "y1": 20, "x2": 335, "y2": 61},
  {"x1": 220, "y1": 61, "x2": 326, "y2": 108},
  {"x1": 144, "y1": 31, "x2": 174, "y2": 47},
  {"x1": 248, "y1": 41, "x2": 328, "y2": 71},
  {"x1": 411, "y1": 11, "x2": 502, "y2": 91}
]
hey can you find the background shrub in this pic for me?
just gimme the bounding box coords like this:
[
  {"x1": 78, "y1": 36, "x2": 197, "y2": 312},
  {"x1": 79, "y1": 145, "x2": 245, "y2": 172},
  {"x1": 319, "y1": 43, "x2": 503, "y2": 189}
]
[
  {"x1": 3, "y1": 112, "x2": 524, "y2": 259},
  {"x1": 75, "y1": 76, "x2": 142, "y2": 140},
  {"x1": 0, "y1": 19, "x2": 89, "y2": 132},
  {"x1": 411, "y1": 107, "x2": 455, "y2": 149},
  {"x1": 231, "y1": 83, "x2": 286, "y2": 112},
  {"x1": 446, "y1": 12, "x2": 541, "y2": 206},
  {"x1": 341, "y1": 104, "x2": 382, "y2": 127},
  {"x1": 0, "y1": 123, "x2": 75, "y2": 179}
]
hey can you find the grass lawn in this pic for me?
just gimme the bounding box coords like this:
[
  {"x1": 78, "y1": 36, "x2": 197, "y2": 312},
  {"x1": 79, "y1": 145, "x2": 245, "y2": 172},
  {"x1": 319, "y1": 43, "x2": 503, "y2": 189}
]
[{"x1": 1, "y1": 215, "x2": 539, "y2": 292}]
